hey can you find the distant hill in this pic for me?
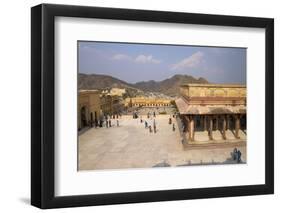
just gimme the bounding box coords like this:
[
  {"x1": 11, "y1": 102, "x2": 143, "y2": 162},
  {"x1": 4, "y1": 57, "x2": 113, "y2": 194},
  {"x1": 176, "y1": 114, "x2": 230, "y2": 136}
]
[
  {"x1": 78, "y1": 73, "x2": 142, "y2": 97},
  {"x1": 134, "y1": 74, "x2": 209, "y2": 97},
  {"x1": 78, "y1": 73, "x2": 131, "y2": 89},
  {"x1": 78, "y1": 73, "x2": 209, "y2": 97}
]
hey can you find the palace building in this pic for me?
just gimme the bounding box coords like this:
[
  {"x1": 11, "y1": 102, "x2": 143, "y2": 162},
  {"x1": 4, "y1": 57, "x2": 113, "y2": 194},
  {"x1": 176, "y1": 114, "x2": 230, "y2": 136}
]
[
  {"x1": 100, "y1": 94, "x2": 125, "y2": 116},
  {"x1": 125, "y1": 97, "x2": 172, "y2": 107},
  {"x1": 78, "y1": 90, "x2": 101, "y2": 130},
  {"x1": 175, "y1": 83, "x2": 246, "y2": 143},
  {"x1": 109, "y1": 88, "x2": 126, "y2": 96},
  {"x1": 100, "y1": 94, "x2": 113, "y2": 116}
]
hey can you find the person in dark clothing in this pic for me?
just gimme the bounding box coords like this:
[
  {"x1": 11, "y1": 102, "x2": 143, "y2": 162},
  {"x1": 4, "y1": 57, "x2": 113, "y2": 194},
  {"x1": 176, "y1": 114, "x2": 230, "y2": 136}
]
[
  {"x1": 169, "y1": 117, "x2": 172, "y2": 125},
  {"x1": 237, "y1": 150, "x2": 242, "y2": 163},
  {"x1": 95, "y1": 119, "x2": 98, "y2": 128},
  {"x1": 182, "y1": 123, "x2": 186, "y2": 133},
  {"x1": 232, "y1": 148, "x2": 238, "y2": 160}
]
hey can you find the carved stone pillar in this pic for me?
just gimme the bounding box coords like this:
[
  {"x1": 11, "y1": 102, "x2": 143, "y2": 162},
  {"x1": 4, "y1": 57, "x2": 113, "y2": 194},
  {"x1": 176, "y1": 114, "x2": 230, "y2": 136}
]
[
  {"x1": 222, "y1": 115, "x2": 226, "y2": 139},
  {"x1": 186, "y1": 116, "x2": 190, "y2": 132},
  {"x1": 190, "y1": 116, "x2": 195, "y2": 141},
  {"x1": 194, "y1": 116, "x2": 196, "y2": 131},
  {"x1": 226, "y1": 114, "x2": 230, "y2": 130},
  {"x1": 235, "y1": 114, "x2": 240, "y2": 139},
  {"x1": 208, "y1": 116, "x2": 213, "y2": 140},
  {"x1": 185, "y1": 116, "x2": 191, "y2": 141}
]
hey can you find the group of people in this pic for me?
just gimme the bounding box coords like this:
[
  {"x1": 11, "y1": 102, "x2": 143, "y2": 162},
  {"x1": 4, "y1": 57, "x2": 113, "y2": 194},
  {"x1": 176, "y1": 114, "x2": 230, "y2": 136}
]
[
  {"x1": 90, "y1": 114, "x2": 121, "y2": 129},
  {"x1": 140, "y1": 116, "x2": 157, "y2": 133},
  {"x1": 104, "y1": 118, "x2": 119, "y2": 128},
  {"x1": 169, "y1": 113, "x2": 178, "y2": 132},
  {"x1": 105, "y1": 114, "x2": 121, "y2": 128},
  {"x1": 231, "y1": 148, "x2": 242, "y2": 163},
  {"x1": 137, "y1": 111, "x2": 157, "y2": 133},
  {"x1": 136, "y1": 111, "x2": 178, "y2": 134},
  {"x1": 169, "y1": 115, "x2": 176, "y2": 131}
]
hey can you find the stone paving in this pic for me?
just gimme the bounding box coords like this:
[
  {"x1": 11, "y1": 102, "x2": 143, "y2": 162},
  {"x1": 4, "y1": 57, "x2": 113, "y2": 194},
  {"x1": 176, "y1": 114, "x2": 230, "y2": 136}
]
[{"x1": 78, "y1": 114, "x2": 246, "y2": 171}]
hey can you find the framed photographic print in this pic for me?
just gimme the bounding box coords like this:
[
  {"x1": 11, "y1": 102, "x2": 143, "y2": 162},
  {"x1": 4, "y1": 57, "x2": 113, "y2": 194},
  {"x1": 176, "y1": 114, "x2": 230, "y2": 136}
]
[{"x1": 31, "y1": 4, "x2": 274, "y2": 209}]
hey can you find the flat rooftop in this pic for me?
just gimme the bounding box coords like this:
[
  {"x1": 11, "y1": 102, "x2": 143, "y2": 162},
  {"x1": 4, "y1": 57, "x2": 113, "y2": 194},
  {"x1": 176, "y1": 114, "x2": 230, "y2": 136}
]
[{"x1": 79, "y1": 89, "x2": 100, "y2": 94}]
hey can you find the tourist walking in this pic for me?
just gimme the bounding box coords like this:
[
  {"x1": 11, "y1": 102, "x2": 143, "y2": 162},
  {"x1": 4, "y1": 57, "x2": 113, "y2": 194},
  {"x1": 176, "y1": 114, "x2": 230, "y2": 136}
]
[
  {"x1": 172, "y1": 123, "x2": 175, "y2": 131},
  {"x1": 109, "y1": 119, "x2": 112, "y2": 127},
  {"x1": 145, "y1": 121, "x2": 148, "y2": 128},
  {"x1": 169, "y1": 117, "x2": 172, "y2": 125},
  {"x1": 149, "y1": 125, "x2": 152, "y2": 133}
]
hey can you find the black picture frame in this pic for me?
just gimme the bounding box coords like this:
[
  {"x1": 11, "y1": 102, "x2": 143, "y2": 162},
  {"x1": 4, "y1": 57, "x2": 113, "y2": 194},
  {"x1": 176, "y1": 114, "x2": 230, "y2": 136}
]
[{"x1": 31, "y1": 3, "x2": 274, "y2": 209}]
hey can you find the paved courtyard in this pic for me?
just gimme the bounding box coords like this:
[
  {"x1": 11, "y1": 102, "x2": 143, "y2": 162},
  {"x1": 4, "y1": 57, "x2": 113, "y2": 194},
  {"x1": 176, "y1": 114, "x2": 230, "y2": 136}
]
[{"x1": 78, "y1": 114, "x2": 246, "y2": 171}]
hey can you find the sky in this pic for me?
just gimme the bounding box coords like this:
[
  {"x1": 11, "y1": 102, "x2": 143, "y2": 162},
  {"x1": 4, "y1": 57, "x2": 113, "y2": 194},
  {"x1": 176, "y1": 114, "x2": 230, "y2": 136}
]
[{"x1": 78, "y1": 41, "x2": 246, "y2": 84}]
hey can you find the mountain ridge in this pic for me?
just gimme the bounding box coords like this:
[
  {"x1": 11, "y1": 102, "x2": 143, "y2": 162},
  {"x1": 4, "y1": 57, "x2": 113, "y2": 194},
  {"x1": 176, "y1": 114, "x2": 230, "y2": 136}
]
[{"x1": 78, "y1": 73, "x2": 209, "y2": 97}]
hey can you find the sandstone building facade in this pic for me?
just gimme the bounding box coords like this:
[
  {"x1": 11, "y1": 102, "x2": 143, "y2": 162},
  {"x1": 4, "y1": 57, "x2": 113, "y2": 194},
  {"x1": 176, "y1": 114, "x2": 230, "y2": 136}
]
[
  {"x1": 125, "y1": 97, "x2": 172, "y2": 107},
  {"x1": 100, "y1": 94, "x2": 113, "y2": 116},
  {"x1": 78, "y1": 90, "x2": 101, "y2": 130},
  {"x1": 175, "y1": 84, "x2": 246, "y2": 142}
]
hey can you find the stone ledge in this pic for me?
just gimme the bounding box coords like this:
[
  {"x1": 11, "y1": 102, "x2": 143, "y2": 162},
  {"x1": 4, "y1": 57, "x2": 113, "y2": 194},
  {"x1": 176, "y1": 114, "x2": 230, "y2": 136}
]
[{"x1": 183, "y1": 140, "x2": 246, "y2": 150}]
